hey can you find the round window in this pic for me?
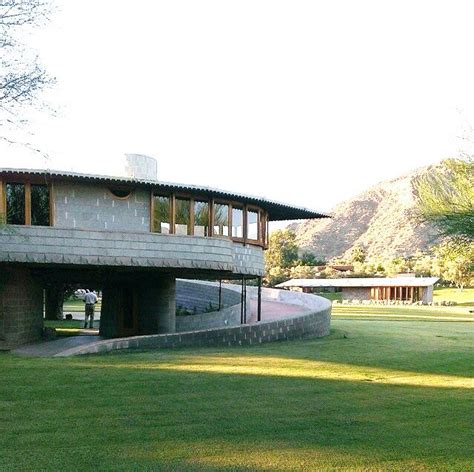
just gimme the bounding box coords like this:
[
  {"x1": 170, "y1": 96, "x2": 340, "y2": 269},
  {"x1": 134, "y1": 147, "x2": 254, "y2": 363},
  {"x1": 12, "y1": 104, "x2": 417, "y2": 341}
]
[{"x1": 109, "y1": 187, "x2": 132, "y2": 199}]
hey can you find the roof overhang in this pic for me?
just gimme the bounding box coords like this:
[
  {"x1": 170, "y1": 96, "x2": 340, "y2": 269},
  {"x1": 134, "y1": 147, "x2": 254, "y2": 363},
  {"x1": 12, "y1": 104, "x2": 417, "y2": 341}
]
[
  {"x1": 0, "y1": 168, "x2": 329, "y2": 221},
  {"x1": 276, "y1": 277, "x2": 440, "y2": 288}
]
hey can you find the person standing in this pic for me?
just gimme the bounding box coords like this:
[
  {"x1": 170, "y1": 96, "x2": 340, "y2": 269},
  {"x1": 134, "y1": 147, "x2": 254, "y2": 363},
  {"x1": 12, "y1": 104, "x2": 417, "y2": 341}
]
[{"x1": 83, "y1": 289, "x2": 98, "y2": 329}]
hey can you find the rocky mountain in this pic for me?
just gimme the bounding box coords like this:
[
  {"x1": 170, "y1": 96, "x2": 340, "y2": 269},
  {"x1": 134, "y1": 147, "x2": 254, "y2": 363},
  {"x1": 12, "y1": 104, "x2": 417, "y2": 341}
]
[{"x1": 290, "y1": 165, "x2": 441, "y2": 261}]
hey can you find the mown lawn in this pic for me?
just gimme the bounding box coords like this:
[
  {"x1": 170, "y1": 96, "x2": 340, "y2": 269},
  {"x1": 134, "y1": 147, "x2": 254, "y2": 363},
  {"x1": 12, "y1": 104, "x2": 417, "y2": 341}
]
[{"x1": 1, "y1": 320, "x2": 473, "y2": 471}]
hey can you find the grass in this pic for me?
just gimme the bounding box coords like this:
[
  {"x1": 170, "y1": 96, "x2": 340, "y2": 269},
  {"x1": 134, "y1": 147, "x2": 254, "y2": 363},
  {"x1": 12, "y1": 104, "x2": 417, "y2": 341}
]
[
  {"x1": 433, "y1": 287, "x2": 474, "y2": 306},
  {"x1": 1, "y1": 320, "x2": 473, "y2": 471},
  {"x1": 63, "y1": 298, "x2": 102, "y2": 312},
  {"x1": 332, "y1": 304, "x2": 474, "y2": 321}
]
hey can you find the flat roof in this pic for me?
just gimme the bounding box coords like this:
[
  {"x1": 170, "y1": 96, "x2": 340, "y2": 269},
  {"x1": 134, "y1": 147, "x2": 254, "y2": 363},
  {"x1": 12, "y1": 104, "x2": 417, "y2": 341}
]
[
  {"x1": 0, "y1": 168, "x2": 329, "y2": 222},
  {"x1": 276, "y1": 277, "x2": 440, "y2": 288}
]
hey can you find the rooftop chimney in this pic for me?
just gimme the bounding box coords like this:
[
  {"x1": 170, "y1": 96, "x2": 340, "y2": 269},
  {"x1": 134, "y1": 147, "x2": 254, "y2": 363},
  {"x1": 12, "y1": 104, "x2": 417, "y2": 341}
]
[{"x1": 124, "y1": 154, "x2": 158, "y2": 180}]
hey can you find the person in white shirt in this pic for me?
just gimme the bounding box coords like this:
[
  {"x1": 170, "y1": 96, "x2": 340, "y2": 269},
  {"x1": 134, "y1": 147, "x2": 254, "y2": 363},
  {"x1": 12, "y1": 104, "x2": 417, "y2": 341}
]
[{"x1": 83, "y1": 290, "x2": 98, "y2": 329}]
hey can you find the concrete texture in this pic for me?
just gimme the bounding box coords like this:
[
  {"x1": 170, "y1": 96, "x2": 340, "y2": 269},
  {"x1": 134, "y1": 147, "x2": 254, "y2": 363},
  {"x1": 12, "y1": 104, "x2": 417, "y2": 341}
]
[
  {"x1": 20, "y1": 287, "x2": 330, "y2": 356},
  {"x1": 0, "y1": 226, "x2": 264, "y2": 276},
  {"x1": 54, "y1": 181, "x2": 150, "y2": 232},
  {"x1": 0, "y1": 266, "x2": 43, "y2": 346}
]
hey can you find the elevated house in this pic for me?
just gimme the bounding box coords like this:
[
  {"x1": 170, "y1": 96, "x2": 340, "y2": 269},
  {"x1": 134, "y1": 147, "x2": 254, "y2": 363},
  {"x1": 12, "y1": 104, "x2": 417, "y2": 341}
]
[
  {"x1": 277, "y1": 277, "x2": 440, "y2": 303},
  {"x1": 0, "y1": 155, "x2": 327, "y2": 347}
]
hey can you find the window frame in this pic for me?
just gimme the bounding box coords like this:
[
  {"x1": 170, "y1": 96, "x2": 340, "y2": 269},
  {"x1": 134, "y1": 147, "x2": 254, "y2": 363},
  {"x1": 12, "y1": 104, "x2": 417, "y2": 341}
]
[
  {"x1": 1, "y1": 178, "x2": 53, "y2": 227},
  {"x1": 149, "y1": 188, "x2": 267, "y2": 247}
]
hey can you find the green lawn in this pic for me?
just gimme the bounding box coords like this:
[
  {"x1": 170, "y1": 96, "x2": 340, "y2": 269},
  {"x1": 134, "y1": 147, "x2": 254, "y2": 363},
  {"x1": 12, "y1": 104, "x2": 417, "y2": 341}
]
[
  {"x1": 1, "y1": 320, "x2": 473, "y2": 471},
  {"x1": 332, "y1": 304, "x2": 474, "y2": 321},
  {"x1": 63, "y1": 298, "x2": 102, "y2": 312},
  {"x1": 433, "y1": 287, "x2": 474, "y2": 306}
]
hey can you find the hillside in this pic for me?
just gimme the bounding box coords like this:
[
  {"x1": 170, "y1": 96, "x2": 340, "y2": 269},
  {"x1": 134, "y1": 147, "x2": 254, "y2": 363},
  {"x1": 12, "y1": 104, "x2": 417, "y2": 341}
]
[{"x1": 290, "y1": 165, "x2": 440, "y2": 260}]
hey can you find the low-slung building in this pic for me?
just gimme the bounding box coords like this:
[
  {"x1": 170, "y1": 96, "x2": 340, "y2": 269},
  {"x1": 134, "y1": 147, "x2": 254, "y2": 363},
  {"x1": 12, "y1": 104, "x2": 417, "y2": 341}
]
[
  {"x1": 0, "y1": 155, "x2": 327, "y2": 347},
  {"x1": 277, "y1": 277, "x2": 440, "y2": 303}
]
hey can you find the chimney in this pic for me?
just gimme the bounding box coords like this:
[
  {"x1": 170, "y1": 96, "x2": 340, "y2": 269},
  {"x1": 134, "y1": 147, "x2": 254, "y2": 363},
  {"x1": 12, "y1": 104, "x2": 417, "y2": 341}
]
[{"x1": 124, "y1": 154, "x2": 158, "y2": 180}]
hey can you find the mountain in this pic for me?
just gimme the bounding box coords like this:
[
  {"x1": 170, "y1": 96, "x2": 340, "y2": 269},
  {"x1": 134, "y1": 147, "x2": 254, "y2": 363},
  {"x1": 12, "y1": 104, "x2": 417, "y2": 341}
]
[{"x1": 290, "y1": 165, "x2": 441, "y2": 261}]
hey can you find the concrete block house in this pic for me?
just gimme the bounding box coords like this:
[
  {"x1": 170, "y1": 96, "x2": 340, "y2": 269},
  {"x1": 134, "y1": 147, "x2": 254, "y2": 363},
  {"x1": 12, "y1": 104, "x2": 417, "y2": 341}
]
[{"x1": 0, "y1": 155, "x2": 326, "y2": 347}]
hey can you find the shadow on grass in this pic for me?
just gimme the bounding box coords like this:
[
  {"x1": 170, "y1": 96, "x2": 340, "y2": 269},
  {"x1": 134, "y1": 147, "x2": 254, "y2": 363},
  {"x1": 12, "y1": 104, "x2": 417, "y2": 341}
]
[{"x1": 0, "y1": 353, "x2": 472, "y2": 471}]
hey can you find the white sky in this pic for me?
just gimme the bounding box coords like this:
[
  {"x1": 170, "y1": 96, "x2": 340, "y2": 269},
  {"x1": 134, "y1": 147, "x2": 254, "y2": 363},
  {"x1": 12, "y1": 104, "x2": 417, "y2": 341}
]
[{"x1": 1, "y1": 0, "x2": 474, "y2": 214}]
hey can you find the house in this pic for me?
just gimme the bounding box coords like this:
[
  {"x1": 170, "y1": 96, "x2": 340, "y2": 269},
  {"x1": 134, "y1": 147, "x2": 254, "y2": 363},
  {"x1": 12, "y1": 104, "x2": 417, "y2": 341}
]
[
  {"x1": 0, "y1": 155, "x2": 327, "y2": 346},
  {"x1": 276, "y1": 277, "x2": 440, "y2": 303}
]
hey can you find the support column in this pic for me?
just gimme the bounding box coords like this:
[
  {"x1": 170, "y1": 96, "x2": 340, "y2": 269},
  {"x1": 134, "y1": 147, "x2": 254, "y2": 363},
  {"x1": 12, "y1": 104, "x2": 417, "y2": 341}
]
[
  {"x1": 257, "y1": 276, "x2": 262, "y2": 322},
  {"x1": 0, "y1": 266, "x2": 43, "y2": 346},
  {"x1": 138, "y1": 276, "x2": 176, "y2": 335},
  {"x1": 44, "y1": 284, "x2": 65, "y2": 320}
]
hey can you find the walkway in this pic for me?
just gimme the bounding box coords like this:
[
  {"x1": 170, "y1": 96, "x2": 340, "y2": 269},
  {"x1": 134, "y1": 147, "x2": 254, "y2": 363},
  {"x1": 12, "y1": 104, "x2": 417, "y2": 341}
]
[{"x1": 12, "y1": 300, "x2": 307, "y2": 358}]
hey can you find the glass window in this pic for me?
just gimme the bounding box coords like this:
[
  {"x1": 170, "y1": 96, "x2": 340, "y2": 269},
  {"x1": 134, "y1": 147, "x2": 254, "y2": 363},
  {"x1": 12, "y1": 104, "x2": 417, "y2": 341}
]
[
  {"x1": 194, "y1": 200, "x2": 209, "y2": 236},
  {"x1": 31, "y1": 184, "x2": 50, "y2": 226},
  {"x1": 247, "y1": 209, "x2": 259, "y2": 240},
  {"x1": 153, "y1": 195, "x2": 170, "y2": 234},
  {"x1": 213, "y1": 203, "x2": 229, "y2": 237},
  {"x1": 175, "y1": 198, "x2": 190, "y2": 235},
  {"x1": 232, "y1": 206, "x2": 243, "y2": 238},
  {"x1": 6, "y1": 183, "x2": 25, "y2": 225}
]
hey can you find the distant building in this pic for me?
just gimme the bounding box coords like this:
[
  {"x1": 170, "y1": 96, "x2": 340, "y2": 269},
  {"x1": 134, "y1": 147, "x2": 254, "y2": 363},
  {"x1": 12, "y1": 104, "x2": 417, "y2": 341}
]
[{"x1": 276, "y1": 277, "x2": 440, "y2": 303}]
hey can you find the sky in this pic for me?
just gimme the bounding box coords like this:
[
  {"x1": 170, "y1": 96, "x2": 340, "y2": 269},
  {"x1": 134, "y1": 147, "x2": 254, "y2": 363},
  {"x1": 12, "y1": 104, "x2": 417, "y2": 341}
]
[{"x1": 1, "y1": 0, "x2": 474, "y2": 215}]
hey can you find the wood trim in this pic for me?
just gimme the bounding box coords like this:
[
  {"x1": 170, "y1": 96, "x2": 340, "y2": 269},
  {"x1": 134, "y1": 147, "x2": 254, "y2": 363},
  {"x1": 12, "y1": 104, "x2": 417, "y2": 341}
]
[
  {"x1": 209, "y1": 198, "x2": 214, "y2": 237},
  {"x1": 170, "y1": 194, "x2": 176, "y2": 234},
  {"x1": 49, "y1": 180, "x2": 55, "y2": 226},
  {"x1": 0, "y1": 180, "x2": 5, "y2": 223},
  {"x1": 189, "y1": 198, "x2": 195, "y2": 236},
  {"x1": 25, "y1": 182, "x2": 31, "y2": 225},
  {"x1": 246, "y1": 205, "x2": 261, "y2": 243},
  {"x1": 150, "y1": 190, "x2": 154, "y2": 232}
]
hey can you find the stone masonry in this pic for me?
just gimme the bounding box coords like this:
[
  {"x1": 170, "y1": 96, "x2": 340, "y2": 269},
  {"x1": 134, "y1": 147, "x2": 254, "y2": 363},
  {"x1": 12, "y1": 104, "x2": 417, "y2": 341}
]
[{"x1": 0, "y1": 266, "x2": 43, "y2": 347}]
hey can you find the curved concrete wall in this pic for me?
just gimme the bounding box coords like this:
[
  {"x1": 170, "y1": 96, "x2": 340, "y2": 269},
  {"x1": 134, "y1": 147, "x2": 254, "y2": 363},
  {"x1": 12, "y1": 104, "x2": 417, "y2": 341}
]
[
  {"x1": 0, "y1": 226, "x2": 264, "y2": 276},
  {"x1": 54, "y1": 289, "x2": 331, "y2": 356},
  {"x1": 176, "y1": 304, "x2": 241, "y2": 332},
  {"x1": 176, "y1": 280, "x2": 240, "y2": 314}
]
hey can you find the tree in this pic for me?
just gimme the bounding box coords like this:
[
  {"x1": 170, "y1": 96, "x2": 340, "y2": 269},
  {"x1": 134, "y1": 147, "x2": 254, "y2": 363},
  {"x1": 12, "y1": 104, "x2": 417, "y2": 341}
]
[
  {"x1": 299, "y1": 251, "x2": 326, "y2": 266},
  {"x1": 1, "y1": 0, "x2": 54, "y2": 148},
  {"x1": 264, "y1": 229, "x2": 299, "y2": 286},
  {"x1": 350, "y1": 245, "x2": 366, "y2": 263},
  {"x1": 432, "y1": 238, "x2": 474, "y2": 290},
  {"x1": 265, "y1": 229, "x2": 299, "y2": 271},
  {"x1": 414, "y1": 158, "x2": 474, "y2": 239}
]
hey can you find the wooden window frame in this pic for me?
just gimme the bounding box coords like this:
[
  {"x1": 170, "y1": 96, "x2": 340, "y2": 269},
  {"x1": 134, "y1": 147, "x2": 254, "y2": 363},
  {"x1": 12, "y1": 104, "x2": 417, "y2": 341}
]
[
  {"x1": 246, "y1": 205, "x2": 261, "y2": 243},
  {"x1": 1, "y1": 178, "x2": 53, "y2": 227},
  {"x1": 151, "y1": 192, "x2": 172, "y2": 234},
  {"x1": 148, "y1": 189, "x2": 267, "y2": 248},
  {"x1": 212, "y1": 199, "x2": 232, "y2": 240}
]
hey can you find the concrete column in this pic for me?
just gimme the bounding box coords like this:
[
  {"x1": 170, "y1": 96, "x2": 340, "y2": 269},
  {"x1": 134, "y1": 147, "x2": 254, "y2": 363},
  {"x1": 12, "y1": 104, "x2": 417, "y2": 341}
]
[
  {"x1": 0, "y1": 266, "x2": 43, "y2": 347},
  {"x1": 99, "y1": 285, "x2": 122, "y2": 338},
  {"x1": 422, "y1": 286, "x2": 433, "y2": 303},
  {"x1": 138, "y1": 276, "x2": 176, "y2": 335}
]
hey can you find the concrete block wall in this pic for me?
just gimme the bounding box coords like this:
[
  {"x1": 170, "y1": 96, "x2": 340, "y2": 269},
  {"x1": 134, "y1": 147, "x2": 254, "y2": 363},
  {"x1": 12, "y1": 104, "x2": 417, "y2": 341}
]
[
  {"x1": 176, "y1": 280, "x2": 240, "y2": 314},
  {"x1": 0, "y1": 266, "x2": 43, "y2": 346},
  {"x1": 55, "y1": 289, "x2": 332, "y2": 356},
  {"x1": 232, "y1": 244, "x2": 265, "y2": 276},
  {"x1": 54, "y1": 182, "x2": 150, "y2": 232},
  {"x1": 0, "y1": 226, "x2": 265, "y2": 276},
  {"x1": 56, "y1": 304, "x2": 331, "y2": 356},
  {"x1": 176, "y1": 304, "x2": 241, "y2": 332}
]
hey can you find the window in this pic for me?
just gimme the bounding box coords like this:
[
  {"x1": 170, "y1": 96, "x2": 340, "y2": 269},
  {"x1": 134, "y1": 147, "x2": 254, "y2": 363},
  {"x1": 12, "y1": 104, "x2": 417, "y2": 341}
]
[
  {"x1": 5, "y1": 182, "x2": 50, "y2": 226},
  {"x1": 109, "y1": 187, "x2": 132, "y2": 199},
  {"x1": 247, "y1": 209, "x2": 259, "y2": 240},
  {"x1": 6, "y1": 183, "x2": 25, "y2": 225},
  {"x1": 153, "y1": 195, "x2": 170, "y2": 234},
  {"x1": 175, "y1": 198, "x2": 191, "y2": 235},
  {"x1": 213, "y1": 203, "x2": 229, "y2": 237},
  {"x1": 232, "y1": 206, "x2": 243, "y2": 238},
  {"x1": 31, "y1": 184, "x2": 50, "y2": 226},
  {"x1": 194, "y1": 200, "x2": 209, "y2": 236}
]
